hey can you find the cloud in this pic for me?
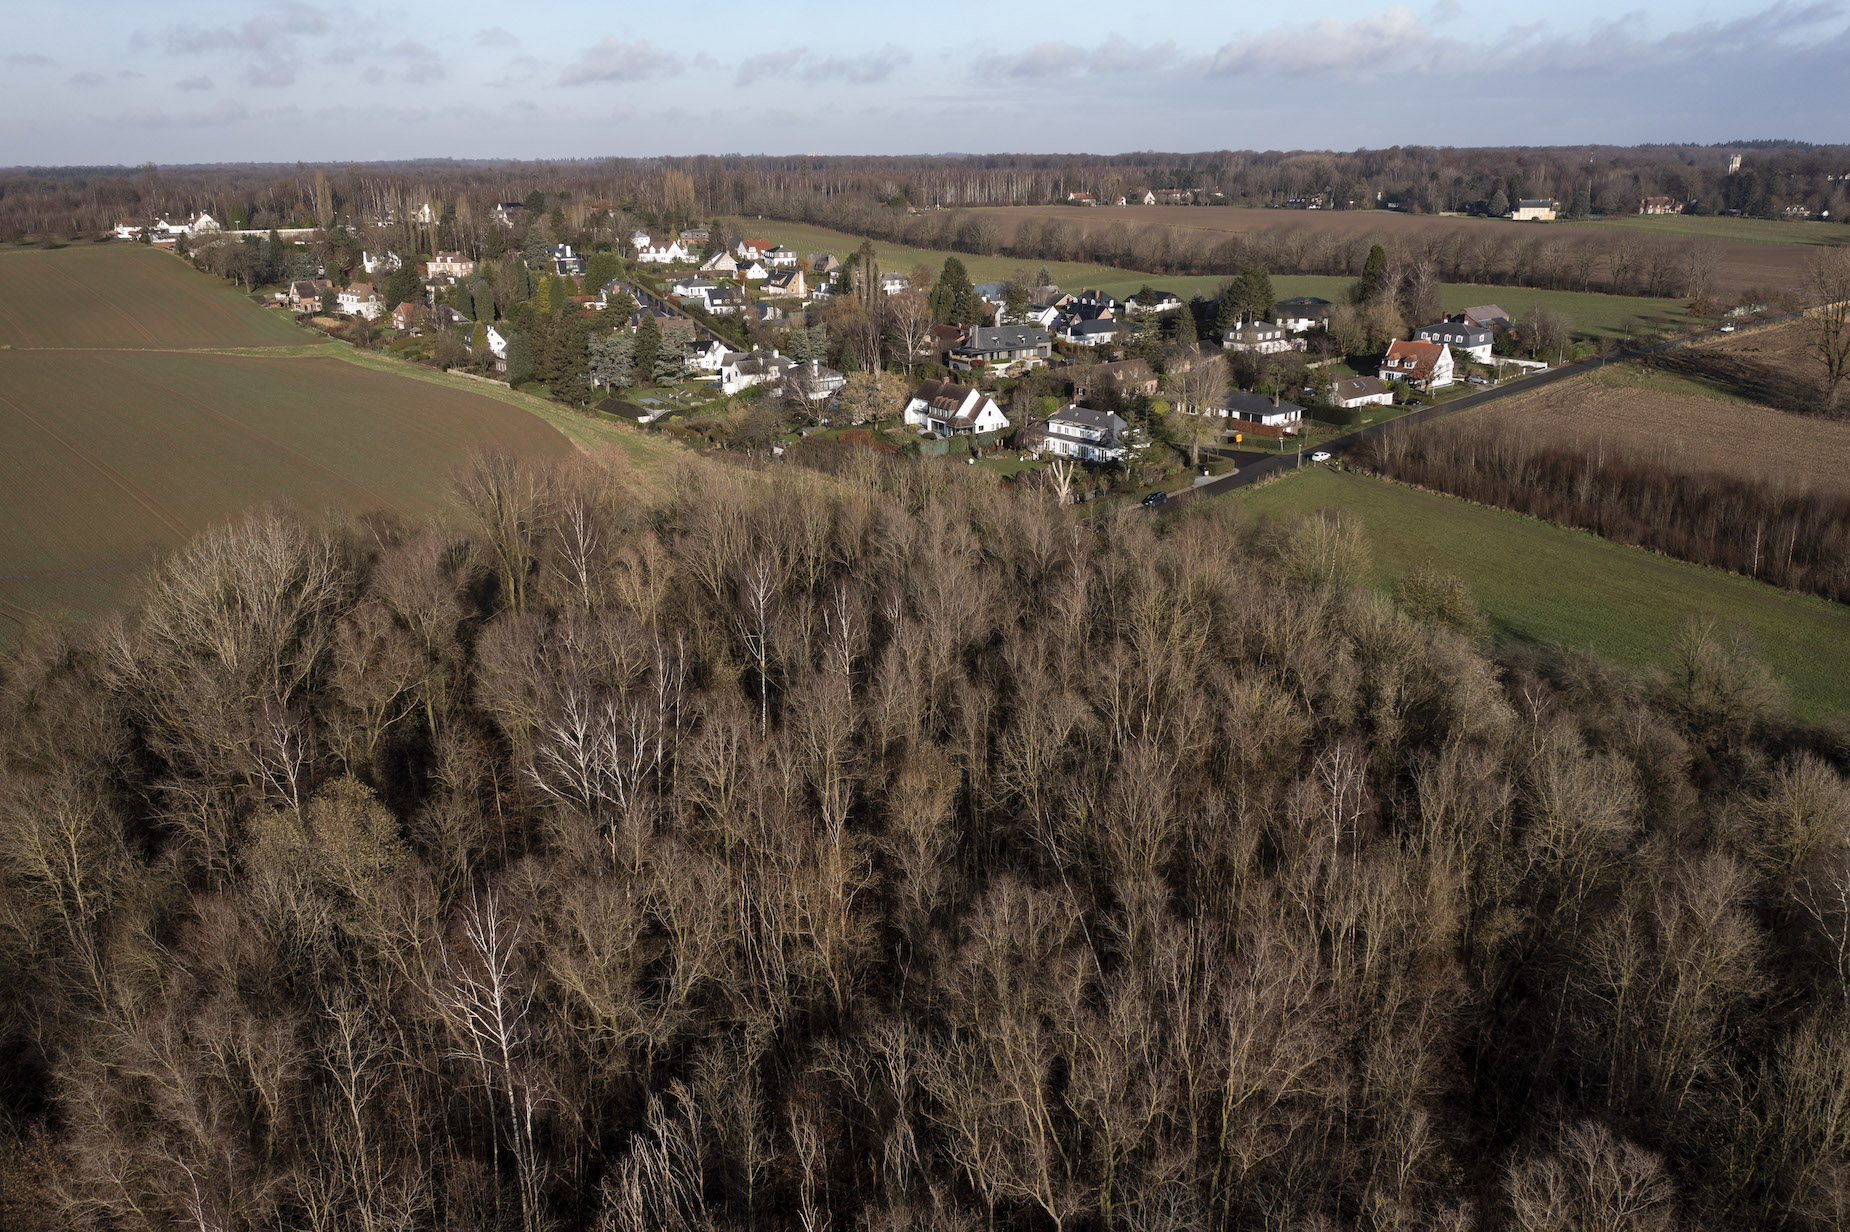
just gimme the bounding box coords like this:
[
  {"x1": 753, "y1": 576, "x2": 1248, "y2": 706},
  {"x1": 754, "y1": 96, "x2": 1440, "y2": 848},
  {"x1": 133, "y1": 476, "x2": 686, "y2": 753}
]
[
  {"x1": 735, "y1": 43, "x2": 913, "y2": 86},
  {"x1": 69, "y1": 70, "x2": 106, "y2": 86},
  {"x1": 560, "y1": 38, "x2": 680, "y2": 85},
  {"x1": 475, "y1": 26, "x2": 518, "y2": 47},
  {"x1": 383, "y1": 38, "x2": 445, "y2": 83},
  {"x1": 6, "y1": 52, "x2": 56, "y2": 68},
  {"x1": 241, "y1": 62, "x2": 297, "y2": 87},
  {"x1": 117, "y1": 69, "x2": 145, "y2": 79},
  {"x1": 155, "y1": 1, "x2": 331, "y2": 55},
  {"x1": 1210, "y1": 7, "x2": 1441, "y2": 76},
  {"x1": 177, "y1": 75, "x2": 214, "y2": 91},
  {"x1": 114, "y1": 99, "x2": 251, "y2": 128},
  {"x1": 976, "y1": 36, "x2": 1179, "y2": 80}
]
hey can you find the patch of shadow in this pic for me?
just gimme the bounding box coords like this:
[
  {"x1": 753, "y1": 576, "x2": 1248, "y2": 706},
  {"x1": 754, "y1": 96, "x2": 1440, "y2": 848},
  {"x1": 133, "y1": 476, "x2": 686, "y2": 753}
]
[{"x1": 1642, "y1": 348, "x2": 1824, "y2": 415}]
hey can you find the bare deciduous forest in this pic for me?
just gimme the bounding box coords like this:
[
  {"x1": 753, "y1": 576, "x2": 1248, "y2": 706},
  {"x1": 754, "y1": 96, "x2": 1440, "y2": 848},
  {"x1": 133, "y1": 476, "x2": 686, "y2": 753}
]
[{"x1": 3, "y1": 454, "x2": 1850, "y2": 1232}]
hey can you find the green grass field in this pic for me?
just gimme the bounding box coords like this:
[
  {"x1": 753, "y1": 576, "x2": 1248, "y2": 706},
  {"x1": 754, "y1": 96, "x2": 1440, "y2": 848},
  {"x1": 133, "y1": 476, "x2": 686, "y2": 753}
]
[
  {"x1": 0, "y1": 244, "x2": 311, "y2": 348},
  {"x1": 1238, "y1": 468, "x2": 1850, "y2": 723},
  {"x1": 1570, "y1": 214, "x2": 1850, "y2": 247},
  {"x1": 730, "y1": 218, "x2": 1687, "y2": 340},
  {"x1": 0, "y1": 246, "x2": 588, "y2": 640}
]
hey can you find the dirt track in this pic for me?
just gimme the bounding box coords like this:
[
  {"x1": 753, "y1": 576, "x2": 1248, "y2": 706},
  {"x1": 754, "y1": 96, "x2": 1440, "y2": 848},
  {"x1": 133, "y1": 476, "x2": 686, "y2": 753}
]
[{"x1": 964, "y1": 205, "x2": 1818, "y2": 296}]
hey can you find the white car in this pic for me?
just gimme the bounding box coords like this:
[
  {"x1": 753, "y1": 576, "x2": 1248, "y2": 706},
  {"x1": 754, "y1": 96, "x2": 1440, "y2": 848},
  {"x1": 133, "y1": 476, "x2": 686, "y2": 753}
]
[
  {"x1": 1310, "y1": 450, "x2": 1332, "y2": 463},
  {"x1": 1719, "y1": 323, "x2": 1736, "y2": 333}
]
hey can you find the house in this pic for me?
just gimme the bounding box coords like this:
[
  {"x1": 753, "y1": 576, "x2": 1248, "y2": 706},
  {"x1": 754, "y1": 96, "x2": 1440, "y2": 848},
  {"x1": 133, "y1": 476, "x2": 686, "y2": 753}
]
[
  {"x1": 1378, "y1": 338, "x2": 1455, "y2": 388},
  {"x1": 1272, "y1": 296, "x2": 1334, "y2": 332},
  {"x1": 1139, "y1": 190, "x2": 1158, "y2": 205},
  {"x1": 927, "y1": 324, "x2": 968, "y2": 360},
  {"x1": 679, "y1": 228, "x2": 711, "y2": 245},
  {"x1": 807, "y1": 253, "x2": 841, "y2": 276},
  {"x1": 1458, "y1": 304, "x2": 1512, "y2": 331},
  {"x1": 410, "y1": 202, "x2": 436, "y2": 225},
  {"x1": 112, "y1": 221, "x2": 147, "y2": 241},
  {"x1": 878, "y1": 272, "x2": 911, "y2": 295},
  {"x1": 1413, "y1": 321, "x2": 1494, "y2": 362},
  {"x1": 428, "y1": 251, "x2": 475, "y2": 279},
  {"x1": 704, "y1": 286, "x2": 745, "y2": 316},
  {"x1": 362, "y1": 250, "x2": 402, "y2": 275},
  {"x1": 950, "y1": 325, "x2": 1053, "y2": 372},
  {"x1": 1638, "y1": 196, "x2": 1681, "y2": 215},
  {"x1": 763, "y1": 270, "x2": 807, "y2": 299},
  {"x1": 788, "y1": 359, "x2": 846, "y2": 404},
  {"x1": 1020, "y1": 304, "x2": 1062, "y2": 329},
  {"x1": 1123, "y1": 290, "x2": 1183, "y2": 316},
  {"x1": 596, "y1": 279, "x2": 635, "y2": 310},
  {"x1": 1067, "y1": 192, "x2": 1097, "y2": 206},
  {"x1": 720, "y1": 348, "x2": 795, "y2": 396},
  {"x1": 391, "y1": 301, "x2": 423, "y2": 333},
  {"x1": 336, "y1": 282, "x2": 384, "y2": 319},
  {"x1": 751, "y1": 302, "x2": 784, "y2": 324},
  {"x1": 1327, "y1": 376, "x2": 1395, "y2": 409},
  {"x1": 764, "y1": 246, "x2": 800, "y2": 268},
  {"x1": 1220, "y1": 391, "x2": 1304, "y2": 430},
  {"x1": 671, "y1": 275, "x2": 719, "y2": 300},
  {"x1": 431, "y1": 305, "x2": 471, "y2": 329},
  {"x1": 184, "y1": 212, "x2": 222, "y2": 235},
  {"x1": 1223, "y1": 322, "x2": 1303, "y2": 355},
  {"x1": 548, "y1": 244, "x2": 587, "y2": 277},
  {"x1": 1073, "y1": 359, "x2": 1158, "y2": 400},
  {"x1": 1025, "y1": 405, "x2": 1129, "y2": 462},
  {"x1": 635, "y1": 240, "x2": 689, "y2": 265},
  {"x1": 972, "y1": 282, "x2": 1009, "y2": 306},
  {"x1": 733, "y1": 237, "x2": 771, "y2": 261},
  {"x1": 597, "y1": 397, "x2": 676, "y2": 426},
  {"x1": 288, "y1": 279, "x2": 332, "y2": 311},
  {"x1": 484, "y1": 324, "x2": 510, "y2": 360},
  {"x1": 700, "y1": 250, "x2": 739, "y2": 275},
  {"x1": 1062, "y1": 317, "x2": 1131, "y2": 347},
  {"x1": 630, "y1": 230, "x2": 654, "y2": 250},
  {"x1": 1070, "y1": 289, "x2": 1122, "y2": 314},
  {"x1": 630, "y1": 308, "x2": 695, "y2": 347},
  {"x1": 690, "y1": 340, "x2": 733, "y2": 373},
  {"x1": 740, "y1": 260, "x2": 769, "y2": 281},
  {"x1": 492, "y1": 202, "x2": 526, "y2": 228},
  {"x1": 1512, "y1": 198, "x2": 1559, "y2": 222},
  {"x1": 423, "y1": 274, "x2": 459, "y2": 304},
  {"x1": 903, "y1": 378, "x2": 1011, "y2": 436},
  {"x1": 1155, "y1": 189, "x2": 1195, "y2": 206}
]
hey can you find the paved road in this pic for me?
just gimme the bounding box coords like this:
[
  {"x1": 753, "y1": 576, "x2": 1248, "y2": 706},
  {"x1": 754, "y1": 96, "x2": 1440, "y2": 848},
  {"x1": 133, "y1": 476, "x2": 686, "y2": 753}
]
[{"x1": 1157, "y1": 320, "x2": 1780, "y2": 510}]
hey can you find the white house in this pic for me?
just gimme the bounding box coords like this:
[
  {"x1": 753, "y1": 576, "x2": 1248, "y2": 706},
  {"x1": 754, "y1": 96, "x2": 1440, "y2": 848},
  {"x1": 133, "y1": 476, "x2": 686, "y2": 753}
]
[
  {"x1": 878, "y1": 272, "x2": 911, "y2": 295},
  {"x1": 630, "y1": 230, "x2": 654, "y2": 250},
  {"x1": 1061, "y1": 318, "x2": 1130, "y2": 347},
  {"x1": 903, "y1": 378, "x2": 1011, "y2": 436},
  {"x1": 690, "y1": 340, "x2": 733, "y2": 373},
  {"x1": 1221, "y1": 391, "x2": 1304, "y2": 429},
  {"x1": 733, "y1": 237, "x2": 770, "y2": 261},
  {"x1": 548, "y1": 244, "x2": 587, "y2": 277},
  {"x1": 1327, "y1": 376, "x2": 1395, "y2": 409},
  {"x1": 720, "y1": 348, "x2": 796, "y2": 396},
  {"x1": 484, "y1": 324, "x2": 510, "y2": 360},
  {"x1": 949, "y1": 325, "x2": 1053, "y2": 373},
  {"x1": 1413, "y1": 321, "x2": 1494, "y2": 363},
  {"x1": 1223, "y1": 322, "x2": 1303, "y2": 355},
  {"x1": 1378, "y1": 339, "x2": 1455, "y2": 388},
  {"x1": 184, "y1": 212, "x2": 222, "y2": 235},
  {"x1": 1123, "y1": 290, "x2": 1184, "y2": 316},
  {"x1": 788, "y1": 359, "x2": 846, "y2": 404},
  {"x1": 1030, "y1": 404, "x2": 1129, "y2": 462},
  {"x1": 112, "y1": 221, "x2": 144, "y2": 241},
  {"x1": 671, "y1": 275, "x2": 718, "y2": 300},
  {"x1": 336, "y1": 282, "x2": 384, "y2": 319},
  {"x1": 764, "y1": 246, "x2": 799, "y2": 268},
  {"x1": 1020, "y1": 304, "x2": 1062, "y2": 329},
  {"x1": 1272, "y1": 297, "x2": 1333, "y2": 332},
  {"x1": 635, "y1": 240, "x2": 689, "y2": 265},
  {"x1": 362, "y1": 250, "x2": 402, "y2": 275},
  {"x1": 739, "y1": 260, "x2": 769, "y2": 281}
]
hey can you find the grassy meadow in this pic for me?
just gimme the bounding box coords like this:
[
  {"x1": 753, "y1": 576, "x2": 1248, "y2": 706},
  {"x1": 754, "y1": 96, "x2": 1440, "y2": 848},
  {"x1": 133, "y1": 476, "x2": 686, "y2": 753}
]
[
  {"x1": 1570, "y1": 214, "x2": 1850, "y2": 247},
  {"x1": 1238, "y1": 467, "x2": 1850, "y2": 724}
]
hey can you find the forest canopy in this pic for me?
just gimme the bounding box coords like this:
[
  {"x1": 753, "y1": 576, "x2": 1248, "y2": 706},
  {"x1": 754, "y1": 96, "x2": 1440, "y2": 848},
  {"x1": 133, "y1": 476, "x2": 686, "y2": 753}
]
[{"x1": 2, "y1": 453, "x2": 1849, "y2": 1231}]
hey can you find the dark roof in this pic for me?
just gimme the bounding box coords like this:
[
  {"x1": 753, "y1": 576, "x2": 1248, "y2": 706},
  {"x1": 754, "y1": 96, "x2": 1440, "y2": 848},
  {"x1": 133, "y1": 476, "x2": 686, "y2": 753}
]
[
  {"x1": 1049, "y1": 405, "x2": 1125, "y2": 431},
  {"x1": 1414, "y1": 322, "x2": 1493, "y2": 343},
  {"x1": 1330, "y1": 376, "x2": 1390, "y2": 399},
  {"x1": 962, "y1": 325, "x2": 1051, "y2": 352},
  {"x1": 1222, "y1": 391, "x2": 1304, "y2": 417},
  {"x1": 1068, "y1": 318, "x2": 1125, "y2": 336},
  {"x1": 1273, "y1": 297, "x2": 1333, "y2": 314},
  {"x1": 597, "y1": 398, "x2": 650, "y2": 421}
]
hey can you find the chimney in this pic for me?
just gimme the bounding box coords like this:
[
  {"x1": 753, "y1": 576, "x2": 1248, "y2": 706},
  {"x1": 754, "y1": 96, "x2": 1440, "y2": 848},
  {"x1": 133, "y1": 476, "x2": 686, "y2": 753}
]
[{"x1": 1273, "y1": 392, "x2": 1279, "y2": 407}]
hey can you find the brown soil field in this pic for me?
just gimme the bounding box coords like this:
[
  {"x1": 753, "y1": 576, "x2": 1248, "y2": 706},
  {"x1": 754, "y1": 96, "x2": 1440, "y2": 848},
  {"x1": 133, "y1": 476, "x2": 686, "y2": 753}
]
[
  {"x1": 0, "y1": 348, "x2": 573, "y2": 634},
  {"x1": 0, "y1": 244, "x2": 308, "y2": 348},
  {"x1": 965, "y1": 205, "x2": 1817, "y2": 296},
  {"x1": 1464, "y1": 343, "x2": 1850, "y2": 495}
]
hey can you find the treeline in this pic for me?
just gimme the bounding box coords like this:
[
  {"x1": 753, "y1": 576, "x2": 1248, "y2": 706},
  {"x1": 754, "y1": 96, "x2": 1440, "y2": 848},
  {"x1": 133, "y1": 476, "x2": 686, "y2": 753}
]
[
  {"x1": 4, "y1": 455, "x2": 1850, "y2": 1231},
  {"x1": 6, "y1": 142, "x2": 1848, "y2": 247},
  {"x1": 1359, "y1": 418, "x2": 1850, "y2": 603}
]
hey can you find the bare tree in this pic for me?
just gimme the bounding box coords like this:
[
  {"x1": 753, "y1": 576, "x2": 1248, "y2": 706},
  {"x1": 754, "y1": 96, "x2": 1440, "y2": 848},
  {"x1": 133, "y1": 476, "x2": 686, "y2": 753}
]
[{"x1": 1806, "y1": 248, "x2": 1850, "y2": 411}]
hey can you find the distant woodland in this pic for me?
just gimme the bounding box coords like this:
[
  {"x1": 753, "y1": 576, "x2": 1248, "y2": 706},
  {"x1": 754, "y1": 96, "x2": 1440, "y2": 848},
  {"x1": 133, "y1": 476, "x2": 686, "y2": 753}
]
[{"x1": 4, "y1": 453, "x2": 1850, "y2": 1231}]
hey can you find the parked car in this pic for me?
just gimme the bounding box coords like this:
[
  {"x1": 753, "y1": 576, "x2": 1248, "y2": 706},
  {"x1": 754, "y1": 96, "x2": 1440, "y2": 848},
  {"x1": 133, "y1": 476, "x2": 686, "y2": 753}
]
[
  {"x1": 1467, "y1": 374, "x2": 1491, "y2": 385},
  {"x1": 1407, "y1": 398, "x2": 1424, "y2": 407},
  {"x1": 1719, "y1": 323, "x2": 1736, "y2": 333},
  {"x1": 1310, "y1": 450, "x2": 1332, "y2": 462},
  {"x1": 1141, "y1": 490, "x2": 1168, "y2": 507}
]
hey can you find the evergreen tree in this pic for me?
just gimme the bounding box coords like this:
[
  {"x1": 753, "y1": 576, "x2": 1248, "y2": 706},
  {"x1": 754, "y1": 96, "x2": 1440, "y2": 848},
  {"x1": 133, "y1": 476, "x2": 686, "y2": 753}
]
[
  {"x1": 469, "y1": 279, "x2": 493, "y2": 323},
  {"x1": 1353, "y1": 243, "x2": 1390, "y2": 305},
  {"x1": 1236, "y1": 266, "x2": 1275, "y2": 322},
  {"x1": 1488, "y1": 188, "x2": 1509, "y2": 218},
  {"x1": 929, "y1": 256, "x2": 979, "y2": 325},
  {"x1": 1569, "y1": 183, "x2": 1592, "y2": 219},
  {"x1": 1165, "y1": 307, "x2": 1197, "y2": 344},
  {"x1": 633, "y1": 315, "x2": 661, "y2": 385},
  {"x1": 1035, "y1": 264, "x2": 1053, "y2": 288},
  {"x1": 505, "y1": 332, "x2": 534, "y2": 386},
  {"x1": 588, "y1": 331, "x2": 634, "y2": 389},
  {"x1": 319, "y1": 286, "x2": 339, "y2": 315},
  {"x1": 515, "y1": 262, "x2": 535, "y2": 302},
  {"x1": 484, "y1": 226, "x2": 506, "y2": 260},
  {"x1": 653, "y1": 336, "x2": 687, "y2": 382},
  {"x1": 522, "y1": 225, "x2": 549, "y2": 269},
  {"x1": 557, "y1": 312, "x2": 592, "y2": 392},
  {"x1": 383, "y1": 265, "x2": 423, "y2": 310},
  {"x1": 585, "y1": 252, "x2": 623, "y2": 297}
]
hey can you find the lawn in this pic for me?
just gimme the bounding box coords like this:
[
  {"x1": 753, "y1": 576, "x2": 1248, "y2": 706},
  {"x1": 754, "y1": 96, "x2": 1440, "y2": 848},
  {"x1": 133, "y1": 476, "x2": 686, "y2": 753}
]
[
  {"x1": 726, "y1": 218, "x2": 1686, "y2": 340},
  {"x1": 1570, "y1": 214, "x2": 1850, "y2": 248},
  {"x1": 0, "y1": 244, "x2": 312, "y2": 349},
  {"x1": 1238, "y1": 467, "x2": 1850, "y2": 724}
]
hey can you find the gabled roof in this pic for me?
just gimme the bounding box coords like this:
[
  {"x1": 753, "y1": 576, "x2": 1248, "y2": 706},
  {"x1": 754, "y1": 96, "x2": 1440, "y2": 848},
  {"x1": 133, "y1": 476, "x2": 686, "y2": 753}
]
[
  {"x1": 1330, "y1": 376, "x2": 1390, "y2": 400},
  {"x1": 1273, "y1": 296, "x2": 1332, "y2": 313},
  {"x1": 1382, "y1": 338, "x2": 1446, "y2": 375},
  {"x1": 1414, "y1": 321, "x2": 1493, "y2": 343},
  {"x1": 1222, "y1": 391, "x2": 1304, "y2": 417},
  {"x1": 1049, "y1": 404, "x2": 1125, "y2": 432}
]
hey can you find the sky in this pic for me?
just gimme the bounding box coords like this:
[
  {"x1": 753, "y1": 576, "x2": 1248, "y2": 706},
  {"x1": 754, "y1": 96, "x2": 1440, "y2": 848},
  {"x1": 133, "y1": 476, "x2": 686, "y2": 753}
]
[{"x1": 2, "y1": 0, "x2": 1846, "y2": 166}]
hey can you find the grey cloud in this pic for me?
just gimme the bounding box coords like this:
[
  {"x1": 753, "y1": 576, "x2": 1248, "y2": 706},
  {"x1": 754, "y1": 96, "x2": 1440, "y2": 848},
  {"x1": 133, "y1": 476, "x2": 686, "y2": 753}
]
[
  {"x1": 560, "y1": 37, "x2": 680, "y2": 85},
  {"x1": 384, "y1": 38, "x2": 445, "y2": 83},
  {"x1": 735, "y1": 44, "x2": 912, "y2": 86},
  {"x1": 241, "y1": 62, "x2": 297, "y2": 87},
  {"x1": 976, "y1": 36, "x2": 1178, "y2": 80},
  {"x1": 475, "y1": 26, "x2": 518, "y2": 47},
  {"x1": 114, "y1": 99, "x2": 251, "y2": 128},
  {"x1": 156, "y1": 1, "x2": 331, "y2": 55},
  {"x1": 117, "y1": 69, "x2": 145, "y2": 79},
  {"x1": 1210, "y1": 7, "x2": 1443, "y2": 76},
  {"x1": 177, "y1": 75, "x2": 214, "y2": 91},
  {"x1": 69, "y1": 70, "x2": 106, "y2": 86},
  {"x1": 7, "y1": 52, "x2": 56, "y2": 68}
]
